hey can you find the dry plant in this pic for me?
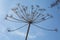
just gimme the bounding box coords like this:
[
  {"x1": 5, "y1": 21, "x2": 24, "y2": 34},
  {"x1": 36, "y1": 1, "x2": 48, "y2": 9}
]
[{"x1": 5, "y1": 3, "x2": 58, "y2": 40}]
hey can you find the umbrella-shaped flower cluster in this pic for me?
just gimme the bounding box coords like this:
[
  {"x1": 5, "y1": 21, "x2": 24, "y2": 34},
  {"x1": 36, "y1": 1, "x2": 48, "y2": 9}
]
[{"x1": 5, "y1": 3, "x2": 58, "y2": 40}]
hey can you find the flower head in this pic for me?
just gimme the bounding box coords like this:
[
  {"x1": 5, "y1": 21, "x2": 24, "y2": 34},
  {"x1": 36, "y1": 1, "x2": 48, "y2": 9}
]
[{"x1": 5, "y1": 3, "x2": 58, "y2": 40}]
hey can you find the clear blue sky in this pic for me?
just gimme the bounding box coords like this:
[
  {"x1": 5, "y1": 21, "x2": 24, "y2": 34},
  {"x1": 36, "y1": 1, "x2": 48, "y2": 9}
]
[{"x1": 0, "y1": 0, "x2": 60, "y2": 40}]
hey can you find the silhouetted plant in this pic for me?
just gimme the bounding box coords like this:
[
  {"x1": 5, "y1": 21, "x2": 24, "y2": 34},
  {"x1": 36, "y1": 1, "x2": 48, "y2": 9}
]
[
  {"x1": 50, "y1": 0, "x2": 60, "y2": 8},
  {"x1": 5, "y1": 3, "x2": 58, "y2": 40}
]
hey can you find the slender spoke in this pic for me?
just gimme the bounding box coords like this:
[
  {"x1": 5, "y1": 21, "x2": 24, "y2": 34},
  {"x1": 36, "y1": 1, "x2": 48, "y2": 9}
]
[
  {"x1": 12, "y1": 7, "x2": 27, "y2": 22},
  {"x1": 33, "y1": 14, "x2": 53, "y2": 23},
  {"x1": 32, "y1": 8, "x2": 46, "y2": 21},
  {"x1": 8, "y1": 24, "x2": 27, "y2": 32},
  {"x1": 6, "y1": 19, "x2": 20, "y2": 23},
  {"x1": 17, "y1": 5, "x2": 28, "y2": 21},
  {"x1": 12, "y1": 8, "x2": 21, "y2": 19},
  {"x1": 25, "y1": 23, "x2": 31, "y2": 40},
  {"x1": 21, "y1": 16, "x2": 28, "y2": 22},
  {"x1": 31, "y1": 5, "x2": 39, "y2": 18},
  {"x1": 5, "y1": 17, "x2": 27, "y2": 23},
  {"x1": 31, "y1": 5, "x2": 34, "y2": 19},
  {"x1": 33, "y1": 24, "x2": 58, "y2": 32},
  {"x1": 33, "y1": 13, "x2": 43, "y2": 21},
  {"x1": 17, "y1": 4, "x2": 27, "y2": 18},
  {"x1": 7, "y1": 16, "x2": 27, "y2": 23}
]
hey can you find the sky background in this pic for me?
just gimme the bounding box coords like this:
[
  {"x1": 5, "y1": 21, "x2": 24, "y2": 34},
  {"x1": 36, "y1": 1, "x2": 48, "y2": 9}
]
[{"x1": 0, "y1": 0, "x2": 60, "y2": 40}]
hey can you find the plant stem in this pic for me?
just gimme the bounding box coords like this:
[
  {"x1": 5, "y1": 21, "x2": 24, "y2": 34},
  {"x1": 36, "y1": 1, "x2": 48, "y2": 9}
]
[{"x1": 25, "y1": 23, "x2": 31, "y2": 40}]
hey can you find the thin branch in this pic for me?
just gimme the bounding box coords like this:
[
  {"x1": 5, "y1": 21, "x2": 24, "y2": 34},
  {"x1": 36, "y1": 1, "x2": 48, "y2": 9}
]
[
  {"x1": 31, "y1": 5, "x2": 34, "y2": 19},
  {"x1": 12, "y1": 4, "x2": 27, "y2": 22},
  {"x1": 33, "y1": 14, "x2": 53, "y2": 23},
  {"x1": 31, "y1": 5, "x2": 39, "y2": 18},
  {"x1": 5, "y1": 17, "x2": 27, "y2": 23},
  {"x1": 32, "y1": 8, "x2": 46, "y2": 21},
  {"x1": 12, "y1": 8, "x2": 21, "y2": 19},
  {"x1": 33, "y1": 13, "x2": 43, "y2": 21},
  {"x1": 17, "y1": 5, "x2": 28, "y2": 22},
  {"x1": 7, "y1": 24, "x2": 27, "y2": 32},
  {"x1": 5, "y1": 16, "x2": 27, "y2": 23},
  {"x1": 33, "y1": 24, "x2": 58, "y2": 32},
  {"x1": 12, "y1": 8, "x2": 27, "y2": 22},
  {"x1": 7, "y1": 15, "x2": 27, "y2": 23},
  {"x1": 17, "y1": 4, "x2": 27, "y2": 17}
]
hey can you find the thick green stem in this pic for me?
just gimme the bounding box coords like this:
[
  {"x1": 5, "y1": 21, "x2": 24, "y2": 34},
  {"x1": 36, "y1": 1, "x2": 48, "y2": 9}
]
[{"x1": 25, "y1": 23, "x2": 31, "y2": 40}]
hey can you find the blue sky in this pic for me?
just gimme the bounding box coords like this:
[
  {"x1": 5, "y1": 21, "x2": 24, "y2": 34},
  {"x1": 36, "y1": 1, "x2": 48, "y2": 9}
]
[{"x1": 0, "y1": 0, "x2": 60, "y2": 40}]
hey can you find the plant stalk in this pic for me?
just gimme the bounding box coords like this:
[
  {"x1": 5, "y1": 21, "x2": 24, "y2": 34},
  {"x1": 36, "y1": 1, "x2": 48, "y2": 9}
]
[{"x1": 25, "y1": 23, "x2": 31, "y2": 40}]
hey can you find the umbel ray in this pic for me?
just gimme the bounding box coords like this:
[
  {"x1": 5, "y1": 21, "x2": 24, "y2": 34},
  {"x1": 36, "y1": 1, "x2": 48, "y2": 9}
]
[{"x1": 5, "y1": 3, "x2": 58, "y2": 40}]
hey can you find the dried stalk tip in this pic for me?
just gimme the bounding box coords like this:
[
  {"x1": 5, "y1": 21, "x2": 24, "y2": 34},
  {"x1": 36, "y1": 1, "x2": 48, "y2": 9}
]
[
  {"x1": 47, "y1": 14, "x2": 53, "y2": 18},
  {"x1": 8, "y1": 29, "x2": 11, "y2": 32},
  {"x1": 36, "y1": 5, "x2": 40, "y2": 8},
  {"x1": 9, "y1": 15, "x2": 13, "y2": 18},
  {"x1": 54, "y1": 28, "x2": 58, "y2": 32},
  {"x1": 17, "y1": 3, "x2": 20, "y2": 6},
  {"x1": 5, "y1": 14, "x2": 8, "y2": 20},
  {"x1": 5, "y1": 17, "x2": 7, "y2": 20},
  {"x1": 12, "y1": 7, "x2": 18, "y2": 11}
]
